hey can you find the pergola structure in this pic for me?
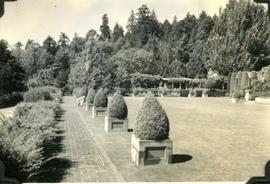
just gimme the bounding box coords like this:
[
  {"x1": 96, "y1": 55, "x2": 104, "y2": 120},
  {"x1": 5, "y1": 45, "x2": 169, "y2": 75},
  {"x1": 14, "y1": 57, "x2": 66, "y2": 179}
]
[
  {"x1": 0, "y1": 0, "x2": 17, "y2": 17},
  {"x1": 162, "y1": 77, "x2": 205, "y2": 89}
]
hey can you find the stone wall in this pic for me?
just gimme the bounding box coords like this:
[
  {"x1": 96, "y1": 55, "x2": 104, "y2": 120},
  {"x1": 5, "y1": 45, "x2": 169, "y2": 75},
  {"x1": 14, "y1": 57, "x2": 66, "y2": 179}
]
[{"x1": 229, "y1": 66, "x2": 270, "y2": 95}]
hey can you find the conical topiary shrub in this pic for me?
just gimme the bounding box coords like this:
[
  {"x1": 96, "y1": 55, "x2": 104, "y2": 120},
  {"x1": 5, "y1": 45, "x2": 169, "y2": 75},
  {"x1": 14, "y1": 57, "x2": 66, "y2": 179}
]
[
  {"x1": 134, "y1": 96, "x2": 169, "y2": 140},
  {"x1": 86, "y1": 88, "x2": 96, "y2": 110},
  {"x1": 105, "y1": 90, "x2": 129, "y2": 132},
  {"x1": 131, "y1": 95, "x2": 172, "y2": 166},
  {"x1": 107, "y1": 91, "x2": 128, "y2": 119},
  {"x1": 92, "y1": 88, "x2": 108, "y2": 117},
  {"x1": 94, "y1": 88, "x2": 108, "y2": 108}
]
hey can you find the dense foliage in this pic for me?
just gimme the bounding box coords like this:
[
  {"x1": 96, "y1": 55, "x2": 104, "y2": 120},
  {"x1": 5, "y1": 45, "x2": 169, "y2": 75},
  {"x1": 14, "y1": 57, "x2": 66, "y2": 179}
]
[
  {"x1": 107, "y1": 91, "x2": 128, "y2": 119},
  {"x1": 249, "y1": 81, "x2": 270, "y2": 99},
  {"x1": 93, "y1": 88, "x2": 108, "y2": 108},
  {"x1": 134, "y1": 96, "x2": 169, "y2": 140},
  {"x1": 0, "y1": 92, "x2": 23, "y2": 108},
  {"x1": 0, "y1": 40, "x2": 25, "y2": 96},
  {"x1": 23, "y1": 86, "x2": 62, "y2": 102},
  {"x1": 0, "y1": 101, "x2": 61, "y2": 182},
  {"x1": 72, "y1": 87, "x2": 87, "y2": 98},
  {"x1": 1, "y1": 0, "x2": 269, "y2": 95}
]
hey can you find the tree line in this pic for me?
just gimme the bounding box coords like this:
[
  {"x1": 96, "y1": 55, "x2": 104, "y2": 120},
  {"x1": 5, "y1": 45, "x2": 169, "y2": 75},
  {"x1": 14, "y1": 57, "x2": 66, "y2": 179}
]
[{"x1": 1, "y1": 0, "x2": 269, "y2": 95}]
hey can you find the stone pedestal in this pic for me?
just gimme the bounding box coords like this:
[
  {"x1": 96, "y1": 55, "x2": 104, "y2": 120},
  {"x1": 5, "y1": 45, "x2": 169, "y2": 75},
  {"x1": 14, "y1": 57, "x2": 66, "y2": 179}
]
[
  {"x1": 92, "y1": 106, "x2": 107, "y2": 118},
  {"x1": 188, "y1": 93, "x2": 194, "y2": 98},
  {"x1": 202, "y1": 93, "x2": 208, "y2": 98},
  {"x1": 104, "y1": 116, "x2": 128, "y2": 132},
  {"x1": 86, "y1": 103, "x2": 93, "y2": 111},
  {"x1": 245, "y1": 91, "x2": 250, "y2": 101},
  {"x1": 131, "y1": 135, "x2": 173, "y2": 166}
]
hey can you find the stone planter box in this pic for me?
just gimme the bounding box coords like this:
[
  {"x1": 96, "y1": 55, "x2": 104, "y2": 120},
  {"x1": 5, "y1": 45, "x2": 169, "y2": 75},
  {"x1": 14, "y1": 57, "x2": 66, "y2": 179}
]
[
  {"x1": 86, "y1": 103, "x2": 93, "y2": 111},
  {"x1": 104, "y1": 116, "x2": 128, "y2": 132},
  {"x1": 231, "y1": 98, "x2": 239, "y2": 103},
  {"x1": 131, "y1": 135, "x2": 173, "y2": 166},
  {"x1": 92, "y1": 106, "x2": 107, "y2": 118}
]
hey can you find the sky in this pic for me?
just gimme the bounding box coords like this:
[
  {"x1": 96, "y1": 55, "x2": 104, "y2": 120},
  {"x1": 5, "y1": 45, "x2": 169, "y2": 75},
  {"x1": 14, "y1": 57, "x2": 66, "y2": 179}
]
[{"x1": 0, "y1": 0, "x2": 231, "y2": 46}]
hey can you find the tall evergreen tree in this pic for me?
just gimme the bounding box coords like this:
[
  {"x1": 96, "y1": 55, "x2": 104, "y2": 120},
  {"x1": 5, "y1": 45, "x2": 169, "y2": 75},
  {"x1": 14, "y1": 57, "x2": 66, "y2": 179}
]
[
  {"x1": 112, "y1": 23, "x2": 124, "y2": 42},
  {"x1": 100, "y1": 14, "x2": 111, "y2": 41}
]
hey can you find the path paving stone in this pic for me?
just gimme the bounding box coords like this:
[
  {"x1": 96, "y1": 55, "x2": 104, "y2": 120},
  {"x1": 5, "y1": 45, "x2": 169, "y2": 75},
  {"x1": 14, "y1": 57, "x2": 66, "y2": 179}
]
[{"x1": 61, "y1": 97, "x2": 124, "y2": 182}]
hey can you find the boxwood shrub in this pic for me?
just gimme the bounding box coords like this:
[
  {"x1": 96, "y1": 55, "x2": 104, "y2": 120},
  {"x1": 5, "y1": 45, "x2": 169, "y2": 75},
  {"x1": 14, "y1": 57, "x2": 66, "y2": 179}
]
[
  {"x1": 94, "y1": 88, "x2": 108, "y2": 108},
  {"x1": 73, "y1": 87, "x2": 87, "y2": 98},
  {"x1": 134, "y1": 96, "x2": 170, "y2": 140},
  {"x1": 233, "y1": 91, "x2": 242, "y2": 99},
  {"x1": 0, "y1": 101, "x2": 62, "y2": 182},
  {"x1": 180, "y1": 89, "x2": 189, "y2": 97},
  {"x1": 23, "y1": 86, "x2": 62, "y2": 103},
  {"x1": 107, "y1": 91, "x2": 128, "y2": 119},
  {"x1": 86, "y1": 88, "x2": 96, "y2": 106},
  {"x1": 208, "y1": 90, "x2": 227, "y2": 97},
  {"x1": 194, "y1": 89, "x2": 203, "y2": 97}
]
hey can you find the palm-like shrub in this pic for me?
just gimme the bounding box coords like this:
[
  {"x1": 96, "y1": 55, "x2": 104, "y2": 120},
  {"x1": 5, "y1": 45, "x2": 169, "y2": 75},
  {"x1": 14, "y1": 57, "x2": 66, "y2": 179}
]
[
  {"x1": 108, "y1": 91, "x2": 128, "y2": 119},
  {"x1": 94, "y1": 88, "x2": 108, "y2": 108},
  {"x1": 86, "y1": 88, "x2": 96, "y2": 106},
  {"x1": 134, "y1": 96, "x2": 170, "y2": 140}
]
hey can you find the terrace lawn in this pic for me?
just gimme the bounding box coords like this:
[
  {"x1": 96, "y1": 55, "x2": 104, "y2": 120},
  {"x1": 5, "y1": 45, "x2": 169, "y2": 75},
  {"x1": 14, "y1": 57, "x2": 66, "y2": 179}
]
[
  {"x1": 22, "y1": 96, "x2": 270, "y2": 182},
  {"x1": 124, "y1": 97, "x2": 270, "y2": 181}
]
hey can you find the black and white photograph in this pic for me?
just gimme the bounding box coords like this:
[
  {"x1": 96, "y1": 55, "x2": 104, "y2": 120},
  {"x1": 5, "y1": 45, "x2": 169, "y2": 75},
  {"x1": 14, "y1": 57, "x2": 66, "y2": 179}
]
[{"x1": 0, "y1": 0, "x2": 270, "y2": 183}]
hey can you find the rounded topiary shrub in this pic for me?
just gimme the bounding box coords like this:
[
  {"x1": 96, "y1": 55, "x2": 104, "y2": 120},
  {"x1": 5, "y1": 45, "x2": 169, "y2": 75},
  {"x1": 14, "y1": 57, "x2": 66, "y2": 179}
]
[
  {"x1": 108, "y1": 91, "x2": 128, "y2": 119},
  {"x1": 134, "y1": 96, "x2": 169, "y2": 140},
  {"x1": 94, "y1": 88, "x2": 108, "y2": 108},
  {"x1": 86, "y1": 88, "x2": 96, "y2": 105},
  {"x1": 233, "y1": 91, "x2": 242, "y2": 99}
]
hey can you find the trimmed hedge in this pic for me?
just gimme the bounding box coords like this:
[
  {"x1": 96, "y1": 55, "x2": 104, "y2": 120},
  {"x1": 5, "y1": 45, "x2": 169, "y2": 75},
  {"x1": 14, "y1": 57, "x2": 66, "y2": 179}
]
[
  {"x1": 131, "y1": 73, "x2": 162, "y2": 88},
  {"x1": 180, "y1": 89, "x2": 189, "y2": 97},
  {"x1": 194, "y1": 89, "x2": 203, "y2": 97},
  {"x1": 94, "y1": 88, "x2": 108, "y2": 108},
  {"x1": 23, "y1": 86, "x2": 62, "y2": 103},
  {"x1": 134, "y1": 96, "x2": 170, "y2": 140},
  {"x1": 0, "y1": 101, "x2": 61, "y2": 182},
  {"x1": 86, "y1": 88, "x2": 96, "y2": 106},
  {"x1": 0, "y1": 92, "x2": 23, "y2": 108},
  {"x1": 108, "y1": 91, "x2": 128, "y2": 119},
  {"x1": 208, "y1": 90, "x2": 227, "y2": 97},
  {"x1": 73, "y1": 87, "x2": 87, "y2": 98}
]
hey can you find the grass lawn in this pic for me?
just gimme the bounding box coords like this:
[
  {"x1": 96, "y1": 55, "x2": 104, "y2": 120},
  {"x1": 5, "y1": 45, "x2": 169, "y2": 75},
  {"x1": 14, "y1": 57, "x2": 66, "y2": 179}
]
[{"x1": 122, "y1": 97, "x2": 270, "y2": 181}]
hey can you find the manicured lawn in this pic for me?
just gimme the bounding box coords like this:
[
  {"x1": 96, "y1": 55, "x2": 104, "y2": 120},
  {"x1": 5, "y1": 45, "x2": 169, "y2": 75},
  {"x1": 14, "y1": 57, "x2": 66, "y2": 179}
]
[{"x1": 123, "y1": 97, "x2": 270, "y2": 181}]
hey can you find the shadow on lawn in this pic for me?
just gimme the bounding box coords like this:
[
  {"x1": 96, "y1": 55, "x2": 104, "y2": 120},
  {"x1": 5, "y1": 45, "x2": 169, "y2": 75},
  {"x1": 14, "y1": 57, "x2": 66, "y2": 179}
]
[{"x1": 171, "y1": 154, "x2": 192, "y2": 164}]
